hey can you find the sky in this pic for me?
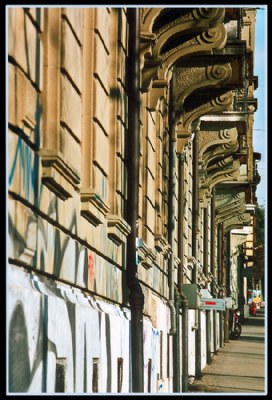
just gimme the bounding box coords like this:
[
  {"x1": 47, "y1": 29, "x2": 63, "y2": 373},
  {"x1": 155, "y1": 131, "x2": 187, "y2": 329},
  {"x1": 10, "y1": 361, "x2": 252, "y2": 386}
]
[{"x1": 253, "y1": 7, "x2": 267, "y2": 208}]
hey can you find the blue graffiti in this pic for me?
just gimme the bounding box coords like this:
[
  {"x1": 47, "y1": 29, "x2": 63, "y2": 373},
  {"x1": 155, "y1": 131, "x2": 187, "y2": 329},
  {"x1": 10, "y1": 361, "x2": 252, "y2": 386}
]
[{"x1": 9, "y1": 136, "x2": 39, "y2": 203}]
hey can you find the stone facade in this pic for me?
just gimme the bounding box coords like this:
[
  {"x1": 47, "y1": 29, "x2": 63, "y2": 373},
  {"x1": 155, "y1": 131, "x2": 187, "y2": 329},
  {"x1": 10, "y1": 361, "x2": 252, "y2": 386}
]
[{"x1": 7, "y1": 7, "x2": 261, "y2": 394}]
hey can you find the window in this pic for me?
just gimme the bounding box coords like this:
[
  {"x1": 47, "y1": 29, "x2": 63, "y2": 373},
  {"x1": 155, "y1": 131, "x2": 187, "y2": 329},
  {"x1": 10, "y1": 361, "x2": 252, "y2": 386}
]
[
  {"x1": 117, "y1": 357, "x2": 123, "y2": 392},
  {"x1": 160, "y1": 331, "x2": 163, "y2": 379},
  {"x1": 55, "y1": 358, "x2": 67, "y2": 392},
  {"x1": 92, "y1": 358, "x2": 99, "y2": 393},
  {"x1": 148, "y1": 358, "x2": 152, "y2": 392}
]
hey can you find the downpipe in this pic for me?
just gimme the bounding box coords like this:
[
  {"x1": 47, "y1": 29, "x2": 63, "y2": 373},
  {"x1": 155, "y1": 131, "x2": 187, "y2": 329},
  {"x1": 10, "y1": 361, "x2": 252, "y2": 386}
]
[
  {"x1": 178, "y1": 152, "x2": 189, "y2": 392},
  {"x1": 126, "y1": 8, "x2": 144, "y2": 393},
  {"x1": 192, "y1": 124, "x2": 202, "y2": 379},
  {"x1": 168, "y1": 67, "x2": 177, "y2": 336}
]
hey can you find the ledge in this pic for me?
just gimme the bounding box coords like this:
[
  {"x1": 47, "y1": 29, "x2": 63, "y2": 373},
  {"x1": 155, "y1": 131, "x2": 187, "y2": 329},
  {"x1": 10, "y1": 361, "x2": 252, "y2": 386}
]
[
  {"x1": 137, "y1": 238, "x2": 157, "y2": 269},
  {"x1": 80, "y1": 189, "x2": 110, "y2": 227},
  {"x1": 106, "y1": 214, "x2": 131, "y2": 246},
  {"x1": 154, "y1": 234, "x2": 171, "y2": 257},
  {"x1": 40, "y1": 149, "x2": 80, "y2": 200}
]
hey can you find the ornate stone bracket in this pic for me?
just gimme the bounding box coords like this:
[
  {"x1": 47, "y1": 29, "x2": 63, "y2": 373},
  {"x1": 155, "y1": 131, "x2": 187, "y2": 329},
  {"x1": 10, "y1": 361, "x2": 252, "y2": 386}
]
[
  {"x1": 140, "y1": 9, "x2": 227, "y2": 93},
  {"x1": 175, "y1": 63, "x2": 232, "y2": 109},
  {"x1": 107, "y1": 214, "x2": 131, "y2": 246},
  {"x1": 177, "y1": 91, "x2": 233, "y2": 140},
  {"x1": 215, "y1": 192, "x2": 246, "y2": 223},
  {"x1": 40, "y1": 149, "x2": 80, "y2": 200},
  {"x1": 203, "y1": 141, "x2": 239, "y2": 167},
  {"x1": 223, "y1": 213, "x2": 251, "y2": 233},
  {"x1": 141, "y1": 8, "x2": 225, "y2": 36},
  {"x1": 199, "y1": 158, "x2": 240, "y2": 204},
  {"x1": 157, "y1": 24, "x2": 227, "y2": 82},
  {"x1": 80, "y1": 189, "x2": 110, "y2": 227},
  {"x1": 199, "y1": 128, "x2": 238, "y2": 160}
]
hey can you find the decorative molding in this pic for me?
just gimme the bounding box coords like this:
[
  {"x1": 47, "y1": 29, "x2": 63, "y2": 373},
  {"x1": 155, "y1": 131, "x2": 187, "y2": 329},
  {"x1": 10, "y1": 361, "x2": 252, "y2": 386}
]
[
  {"x1": 80, "y1": 189, "x2": 110, "y2": 227},
  {"x1": 40, "y1": 149, "x2": 80, "y2": 200},
  {"x1": 107, "y1": 214, "x2": 131, "y2": 246}
]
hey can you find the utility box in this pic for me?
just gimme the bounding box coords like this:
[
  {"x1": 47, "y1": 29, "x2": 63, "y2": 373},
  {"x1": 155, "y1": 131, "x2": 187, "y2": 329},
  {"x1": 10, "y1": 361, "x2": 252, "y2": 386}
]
[{"x1": 180, "y1": 284, "x2": 200, "y2": 309}]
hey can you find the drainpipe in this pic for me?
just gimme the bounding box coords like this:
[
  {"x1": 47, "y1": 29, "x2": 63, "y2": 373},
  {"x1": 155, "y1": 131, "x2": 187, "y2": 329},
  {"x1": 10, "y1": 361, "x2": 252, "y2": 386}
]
[
  {"x1": 192, "y1": 124, "x2": 199, "y2": 283},
  {"x1": 168, "y1": 67, "x2": 177, "y2": 336},
  {"x1": 225, "y1": 230, "x2": 231, "y2": 341},
  {"x1": 217, "y1": 223, "x2": 224, "y2": 348},
  {"x1": 178, "y1": 153, "x2": 189, "y2": 392},
  {"x1": 210, "y1": 187, "x2": 217, "y2": 355},
  {"x1": 192, "y1": 124, "x2": 202, "y2": 379},
  {"x1": 204, "y1": 206, "x2": 212, "y2": 364},
  {"x1": 126, "y1": 8, "x2": 144, "y2": 393},
  {"x1": 173, "y1": 288, "x2": 181, "y2": 392}
]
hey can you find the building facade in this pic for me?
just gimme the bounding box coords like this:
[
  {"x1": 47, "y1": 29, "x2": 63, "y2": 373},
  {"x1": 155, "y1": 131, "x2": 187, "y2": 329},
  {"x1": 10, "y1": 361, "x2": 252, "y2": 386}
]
[{"x1": 7, "y1": 7, "x2": 261, "y2": 394}]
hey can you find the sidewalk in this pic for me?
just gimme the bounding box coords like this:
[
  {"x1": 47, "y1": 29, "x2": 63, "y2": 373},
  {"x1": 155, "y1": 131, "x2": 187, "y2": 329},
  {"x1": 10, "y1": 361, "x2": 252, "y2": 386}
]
[{"x1": 188, "y1": 307, "x2": 266, "y2": 394}]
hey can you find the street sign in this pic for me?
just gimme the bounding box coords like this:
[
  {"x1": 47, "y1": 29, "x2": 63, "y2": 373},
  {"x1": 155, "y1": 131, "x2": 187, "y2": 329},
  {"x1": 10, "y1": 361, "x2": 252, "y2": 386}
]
[{"x1": 199, "y1": 297, "x2": 226, "y2": 311}]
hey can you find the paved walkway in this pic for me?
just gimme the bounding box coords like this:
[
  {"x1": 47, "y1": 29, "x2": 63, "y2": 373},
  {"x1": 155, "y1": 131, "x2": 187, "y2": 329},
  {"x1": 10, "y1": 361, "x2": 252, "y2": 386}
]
[{"x1": 188, "y1": 307, "x2": 266, "y2": 394}]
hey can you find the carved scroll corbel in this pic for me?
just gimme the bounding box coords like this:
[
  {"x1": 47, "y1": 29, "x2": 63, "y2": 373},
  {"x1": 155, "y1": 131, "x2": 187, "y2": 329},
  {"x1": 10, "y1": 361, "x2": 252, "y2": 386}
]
[
  {"x1": 199, "y1": 127, "x2": 238, "y2": 160},
  {"x1": 178, "y1": 91, "x2": 233, "y2": 137},
  {"x1": 223, "y1": 213, "x2": 251, "y2": 233},
  {"x1": 175, "y1": 63, "x2": 232, "y2": 109}
]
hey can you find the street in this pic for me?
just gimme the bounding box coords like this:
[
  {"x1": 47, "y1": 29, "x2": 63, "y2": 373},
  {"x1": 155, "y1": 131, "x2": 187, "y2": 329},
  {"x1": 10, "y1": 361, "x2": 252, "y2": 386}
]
[{"x1": 189, "y1": 307, "x2": 266, "y2": 394}]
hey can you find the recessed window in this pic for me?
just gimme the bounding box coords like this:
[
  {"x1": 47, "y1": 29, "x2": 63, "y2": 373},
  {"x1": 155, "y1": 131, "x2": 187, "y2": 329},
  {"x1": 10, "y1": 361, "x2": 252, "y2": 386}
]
[
  {"x1": 148, "y1": 358, "x2": 152, "y2": 392},
  {"x1": 117, "y1": 357, "x2": 123, "y2": 392},
  {"x1": 55, "y1": 358, "x2": 67, "y2": 392},
  {"x1": 160, "y1": 331, "x2": 163, "y2": 379},
  {"x1": 92, "y1": 358, "x2": 99, "y2": 393}
]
